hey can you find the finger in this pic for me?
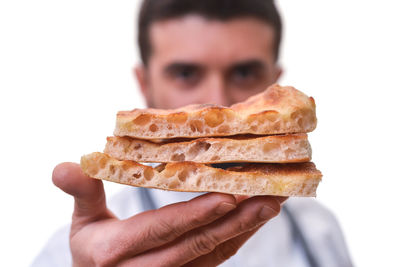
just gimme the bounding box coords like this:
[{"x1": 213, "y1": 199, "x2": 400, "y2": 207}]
[
  {"x1": 183, "y1": 224, "x2": 265, "y2": 267},
  {"x1": 233, "y1": 195, "x2": 250, "y2": 203},
  {"x1": 52, "y1": 162, "x2": 110, "y2": 233},
  {"x1": 234, "y1": 195, "x2": 287, "y2": 204},
  {"x1": 105, "y1": 193, "x2": 237, "y2": 258},
  {"x1": 125, "y1": 196, "x2": 281, "y2": 266}
]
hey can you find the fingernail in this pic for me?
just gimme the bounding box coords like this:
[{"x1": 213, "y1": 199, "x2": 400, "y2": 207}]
[
  {"x1": 276, "y1": 196, "x2": 288, "y2": 204},
  {"x1": 259, "y1": 205, "x2": 278, "y2": 220},
  {"x1": 215, "y1": 202, "x2": 236, "y2": 215}
]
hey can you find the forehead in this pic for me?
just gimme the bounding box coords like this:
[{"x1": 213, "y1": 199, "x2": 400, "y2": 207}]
[{"x1": 149, "y1": 15, "x2": 276, "y2": 66}]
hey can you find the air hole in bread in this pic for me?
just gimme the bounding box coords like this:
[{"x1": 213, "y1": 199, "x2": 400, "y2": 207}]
[
  {"x1": 285, "y1": 148, "x2": 296, "y2": 157},
  {"x1": 167, "y1": 113, "x2": 188, "y2": 124},
  {"x1": 109, "y1": 165, "x2": 116, "y2": 175},
  {"x1": 133, "y1": 144, "x2": 142, "y2": 150},
  {"x1": 188, "y1": 141, "x2": 211, "y2": 157},
  {"x1": 169, "y1": 179, "x2": 180, "y2": 189},
  {"x1": 133, "y1": 114, "x2": 151, "y2": 125},
  {"x1": 133, "y1": 172, "x2": 141, "y2": 179},
  {"x1": 266, "y1": 112, "x2": 279, "y2": 122},
  {"x1": 164, "y1": 168, "x2": 176, "y2": 178},
  {"x1": 171, "y1": 153, "x2": 185, "y2": 162},
  {"x1": 263, "y1": 143, "x2": 280, "y2": 153},
  {"x1": 211, "y1": 155, "x2": 220, "y2": 161},
  {"x1": 272, "y1": 121, "x2": 280, "y2": 131},
  {"x1": 290, "y1": 111, "x2": 305, "y2": 128},
  {"x1": 137, "y1": 154, "x2": 142, "y2": 160},
  {"x1": 217, "y1": 125, "x2": 230, "y2": 133},
  {"x1": 300, "y1": 183, "x2": 306, "y2": 192},
  {"x1": 87, "y1": 165, "x2": 99, "y2": 176},
  {"x1": 290, "y1": 110, "x2": 300, "y2": 120},
  {"x1": 195, "y1": 177, "x2": 202, "y2": 187},
  {"x1": 99, "y1": 157, "x2": 107, "y2": 168},
  {"x1": 122, "y1": 164, "x2": 130, "y2": 171},
  {"x1": 149, "y1": 124, "x2": 158, "y2": 132},
  {"x1": 189, "y1": 120, "x2": 203, "y2": 132},
  {"x1": 297, "y1": 118, "x2": 304, "y2": 128},
  {"x1": 178, "y1": 169, "x2": 188, "y2": 182},
  {"x1": 155, "y1": 163, "x2": 166, "y2": 173},
  {"x1": 204, "y1": 111, "x2": 224, "y2": 127},
  {"x1": 144, "y1": 168, "x2": 154, "y2": 181}
]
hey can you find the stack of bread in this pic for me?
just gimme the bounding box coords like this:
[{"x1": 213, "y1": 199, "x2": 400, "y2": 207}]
[{"x1": 81, "y1": 84, "x2": 322, "y2": 197}]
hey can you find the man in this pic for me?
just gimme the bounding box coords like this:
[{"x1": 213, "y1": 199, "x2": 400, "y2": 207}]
[{"x1": 33, "y1": 0, "x2": 353, "y2": 266}]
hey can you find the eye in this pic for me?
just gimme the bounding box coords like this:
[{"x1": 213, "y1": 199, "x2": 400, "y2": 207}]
[
  {"x1": 168, "y1": 65, "x2": 201, "y2": 85},
  {"x1": 229, "y1": 63, "x2": 265, "y2": 89},
  {"x1": 177, "y1": 67, "x2": 194, "y2": 79},
  {"x1": 231, "y1": 66, "x2": 258, "y2": 81},
  {"x1": 164, "y1": 64, "x2": 203, "y2": 89}
]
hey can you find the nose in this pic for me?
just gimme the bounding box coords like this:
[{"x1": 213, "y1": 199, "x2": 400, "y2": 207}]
[{"x1": 203, "y1": 73, "x2": 230, "y2": 106}]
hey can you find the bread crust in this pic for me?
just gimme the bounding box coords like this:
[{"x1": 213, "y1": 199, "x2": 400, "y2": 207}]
[
  {"x1": 114, "y1": 84, "x2": 317, "y2": 139},
  {"x1": 104, "y1": 134, "x2": 312, "y2": 164},
  {"x1": 81, "y1": 152, "x2": 322, "y2": 197}
]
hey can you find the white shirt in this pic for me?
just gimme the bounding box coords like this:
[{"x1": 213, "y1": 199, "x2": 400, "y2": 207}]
[{"x1": 31, "y1": 188, "x2": 353, "y2": 267}]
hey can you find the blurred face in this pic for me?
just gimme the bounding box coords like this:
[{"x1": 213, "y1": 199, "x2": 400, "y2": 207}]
[{"x1": 136, "y1": 15, "x2": 282, "y2": 109}]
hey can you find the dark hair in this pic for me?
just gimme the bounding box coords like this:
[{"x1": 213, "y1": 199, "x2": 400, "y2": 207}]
[{"x1": 138, "y1": 0, "x2": 282, "y2": 66}]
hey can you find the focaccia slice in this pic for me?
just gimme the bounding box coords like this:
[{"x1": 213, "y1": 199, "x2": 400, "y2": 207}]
[
  {"x1": 104, "y1": 134, "x2": 311, "y2": 164},
  {"x1": 81, "y1": 152, "x2": 322, "y2": 197},
  {"x1": 115, "y1": 84, "x2": 317, "y2": 140}
]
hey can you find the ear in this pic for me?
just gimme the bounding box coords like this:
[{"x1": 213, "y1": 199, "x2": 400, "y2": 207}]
[
  {"x1": 134, "y1": 65, "x2": 152, "y2": 106},
  {"x1": 273, "y1": 65, "x2": 283, "y2": 83}
]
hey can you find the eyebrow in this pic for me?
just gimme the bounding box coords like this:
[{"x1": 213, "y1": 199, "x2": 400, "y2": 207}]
[
  {"x1": 163, "y1": 59, "x2": 267, "y2": 75},
  {"x1": 228, "y1": 59, "x2": 267, "y2": 72},
  {"x1": 163, "y1": 62, "x2": 203, "y2": 75}
]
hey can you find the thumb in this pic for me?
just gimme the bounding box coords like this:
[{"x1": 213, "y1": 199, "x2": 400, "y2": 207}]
[{"x1": 52, "y1": 162, "x2": 110, "y2": 228}]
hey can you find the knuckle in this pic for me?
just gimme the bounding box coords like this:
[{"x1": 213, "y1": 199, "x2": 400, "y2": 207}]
[
  {"x1": 190, "y1": 231, "x2": 219, "y2": 256},
  {"x1": 70, "y1": 235, "x2": 109, "y2": 267},
  {"x1": 187, "y1": 211, "x2": 207, "y2": 227},
  {"x1": 89, "y1": 237, "x2": 122, "y2": 267},
  {"x1": 149, "y1": 217, "x2": 182, "y2": 243},
  {"x1": 237, "y1": 219, "x2": 254, "y2": 233},
  {"x1": 91, "y1": 246, "x2": 115, "y2": 267},
  {"x1": 180, "y1": 202, "x2": 208, "y2": 228},
  {"x1": 215, "y1": 241, "x2": 241, "y2": 262}
]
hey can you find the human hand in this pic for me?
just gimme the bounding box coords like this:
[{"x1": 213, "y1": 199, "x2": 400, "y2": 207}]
[{"x1": 53, "y1": 162, "x2": 285, "y2": 267}]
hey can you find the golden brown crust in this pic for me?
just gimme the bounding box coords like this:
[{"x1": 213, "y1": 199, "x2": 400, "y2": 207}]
[
  {"x1": 81, "y1": 152, "x2": 322, "y2": 197},
  {"x1": 104, "y1": 134, "x2": 312, "y2": 164},
  {"x1": 114, "y1": 84, "x2": 317, "y2": 139}
]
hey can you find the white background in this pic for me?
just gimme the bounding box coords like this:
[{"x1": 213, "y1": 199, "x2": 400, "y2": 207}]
[{"x1": 1, "y1": 1, "x2": 399, "y2": 266}]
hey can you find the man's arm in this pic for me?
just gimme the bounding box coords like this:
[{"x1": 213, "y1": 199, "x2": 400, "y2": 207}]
[{"x1": 52, "y1": 162, "x2": 285, "y2": 266}]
